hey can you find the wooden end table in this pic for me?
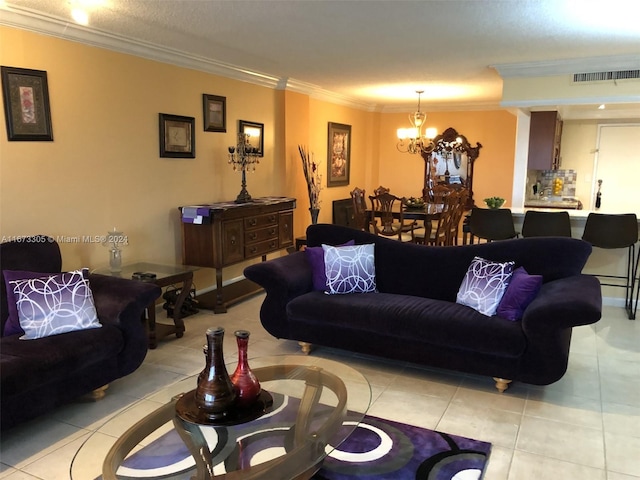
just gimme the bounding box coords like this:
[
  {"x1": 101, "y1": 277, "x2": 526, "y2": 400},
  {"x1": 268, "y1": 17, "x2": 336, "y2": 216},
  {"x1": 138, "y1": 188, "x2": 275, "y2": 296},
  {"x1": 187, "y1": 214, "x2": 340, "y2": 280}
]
[{"x1": 94, "y1": 262, "x2": 198, "y2": 349}]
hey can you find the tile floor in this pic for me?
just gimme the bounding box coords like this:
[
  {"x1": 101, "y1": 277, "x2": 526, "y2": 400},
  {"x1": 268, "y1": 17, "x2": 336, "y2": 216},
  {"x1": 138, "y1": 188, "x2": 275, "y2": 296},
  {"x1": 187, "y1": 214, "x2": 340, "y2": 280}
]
[{"x1": 1, "y1": 294, "x2": 639, "y2": 480}]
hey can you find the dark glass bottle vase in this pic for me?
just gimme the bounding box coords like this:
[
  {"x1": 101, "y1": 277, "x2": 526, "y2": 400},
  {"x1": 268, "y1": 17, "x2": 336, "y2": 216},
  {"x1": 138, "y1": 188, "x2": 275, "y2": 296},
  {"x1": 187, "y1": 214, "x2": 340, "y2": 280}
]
[
  {"x1": 195, "y1": 326, "x2": 236, "y2": 419},
  {"x1": 230, "y1": 330, "x2": 261, "y2": 406}
]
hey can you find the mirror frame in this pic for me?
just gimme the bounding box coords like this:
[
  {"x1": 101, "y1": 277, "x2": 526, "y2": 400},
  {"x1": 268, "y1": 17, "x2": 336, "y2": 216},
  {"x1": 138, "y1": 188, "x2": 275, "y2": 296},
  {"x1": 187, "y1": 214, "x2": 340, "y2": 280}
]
[{"x1": 421, "y1": 127, "x2": 482, "y2": 209}]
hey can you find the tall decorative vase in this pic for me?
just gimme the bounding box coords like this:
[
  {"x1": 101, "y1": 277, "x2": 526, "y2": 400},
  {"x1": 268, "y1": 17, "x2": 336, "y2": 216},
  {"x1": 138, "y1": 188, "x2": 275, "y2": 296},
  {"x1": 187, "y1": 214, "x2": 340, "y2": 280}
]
[
  {"x1": 230, "y1": 330, "x2": 261, "y2": 406},
  {"x1": 195, "y1": 327, "x2": 236, "y2": 419},
  {"x1": 310, "y1": 208, "x2": 320, "y2": 225}
]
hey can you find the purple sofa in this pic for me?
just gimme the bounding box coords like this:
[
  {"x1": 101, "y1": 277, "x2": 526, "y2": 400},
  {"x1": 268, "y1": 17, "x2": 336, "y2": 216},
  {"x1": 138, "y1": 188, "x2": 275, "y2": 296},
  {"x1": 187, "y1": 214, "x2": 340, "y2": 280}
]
[
  {"x1": 1, "y1": 236, "x2": 161, "y2": 430},
  {"x1": 244, "y1": 224, "x2": 602, "y2": 392}
]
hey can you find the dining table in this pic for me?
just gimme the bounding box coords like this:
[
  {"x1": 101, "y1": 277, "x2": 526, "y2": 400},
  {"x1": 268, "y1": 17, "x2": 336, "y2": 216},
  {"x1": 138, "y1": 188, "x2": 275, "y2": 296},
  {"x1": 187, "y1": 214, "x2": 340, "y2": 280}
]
[{"x1": 366, "y1": 202, "x2": 444, "y2": 239}]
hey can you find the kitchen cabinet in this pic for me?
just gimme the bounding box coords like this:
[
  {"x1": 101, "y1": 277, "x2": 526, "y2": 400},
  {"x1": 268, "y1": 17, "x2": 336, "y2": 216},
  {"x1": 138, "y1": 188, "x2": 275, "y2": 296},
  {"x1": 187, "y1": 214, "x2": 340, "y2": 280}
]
[
  {"x1": 528, "y1": 111, "x2": 563, "y2": 170},
  {"x1": 180, "y1": 197, "x2": 295, "y2": 312}
]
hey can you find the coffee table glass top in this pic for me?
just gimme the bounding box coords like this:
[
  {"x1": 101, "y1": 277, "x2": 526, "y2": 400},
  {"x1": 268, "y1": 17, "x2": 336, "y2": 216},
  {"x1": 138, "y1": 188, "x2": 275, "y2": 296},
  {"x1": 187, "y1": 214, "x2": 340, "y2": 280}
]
[{"x1": 70, "y1": 355, "x2": 371, "y2": 480}]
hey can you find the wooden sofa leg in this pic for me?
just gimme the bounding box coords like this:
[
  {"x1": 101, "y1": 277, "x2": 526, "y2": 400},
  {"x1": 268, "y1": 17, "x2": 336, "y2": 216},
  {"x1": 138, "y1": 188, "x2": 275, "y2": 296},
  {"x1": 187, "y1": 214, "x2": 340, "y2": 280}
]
[
  {"x1": 299, "y1": 342, "x2": 312, "y2": 355},
  {"x1": 81, "y1": 384, "x2": 109, "y2": 402},
  {"x1": 493, "y1": 377, "x2": 512, "y2": 393}
]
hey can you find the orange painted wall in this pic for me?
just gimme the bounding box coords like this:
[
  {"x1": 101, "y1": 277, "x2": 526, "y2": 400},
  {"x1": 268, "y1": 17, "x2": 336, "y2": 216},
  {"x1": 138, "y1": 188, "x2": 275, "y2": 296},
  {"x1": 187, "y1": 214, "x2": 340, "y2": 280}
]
[{"x1": 378, "y1": 110, "x2": 517, "y2": 208}]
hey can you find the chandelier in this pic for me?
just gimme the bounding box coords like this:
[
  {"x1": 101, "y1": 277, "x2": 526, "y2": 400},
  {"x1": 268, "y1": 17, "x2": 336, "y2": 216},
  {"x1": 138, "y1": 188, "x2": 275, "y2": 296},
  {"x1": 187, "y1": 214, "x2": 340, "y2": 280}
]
[
  {"x1": 228, "y1": 132, "x2": 260, "y2": 203},
  {"x1": 396, "y1": 90, "x2": 438, "y2": 155}
]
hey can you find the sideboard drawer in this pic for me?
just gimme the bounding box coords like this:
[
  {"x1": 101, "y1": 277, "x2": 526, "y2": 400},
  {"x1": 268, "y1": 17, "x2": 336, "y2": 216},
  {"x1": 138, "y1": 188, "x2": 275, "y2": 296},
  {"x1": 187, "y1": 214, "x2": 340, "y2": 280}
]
[
  {"x1": 245, "y1": 225, "x2": 278, "y2": 244},
  {"x1": 245, "y1": 238, "x2": 278, "y2": 258},
  {"x1": 244, "y1": 213, "x2": 278, "y2": 230}
]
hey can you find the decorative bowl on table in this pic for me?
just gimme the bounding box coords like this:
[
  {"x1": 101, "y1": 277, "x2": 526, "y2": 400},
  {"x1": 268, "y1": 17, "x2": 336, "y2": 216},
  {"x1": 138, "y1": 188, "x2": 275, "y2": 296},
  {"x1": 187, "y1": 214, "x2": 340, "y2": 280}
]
[
  {"x1": 403, "y1": 197, "x2": 426, "y2": 209},
  {"x1": 484, "y1": 197, "x2": 505, "y2": 209}
]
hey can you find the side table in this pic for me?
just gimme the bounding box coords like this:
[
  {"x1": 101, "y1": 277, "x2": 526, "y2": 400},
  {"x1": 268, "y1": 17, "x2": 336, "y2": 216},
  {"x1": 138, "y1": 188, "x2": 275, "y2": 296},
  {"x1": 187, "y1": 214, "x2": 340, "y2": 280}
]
[{"x1": 93, "y1": 262, "x2": 198, "y2": 349}]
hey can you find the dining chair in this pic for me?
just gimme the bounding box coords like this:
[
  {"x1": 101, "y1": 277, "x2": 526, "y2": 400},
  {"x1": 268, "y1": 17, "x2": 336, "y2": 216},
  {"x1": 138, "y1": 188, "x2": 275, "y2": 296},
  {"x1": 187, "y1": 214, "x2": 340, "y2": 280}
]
[
  {"x1": 368, "y1": 192, "x2": 415, "y2": 242},
  {"x1": 447, "y1": 188, "x2": 469, "y2": 245},
  {"x1": 349, "y1": 187, "x2": 369, "y2": 231},
  {"x1": 581, "y1": 212, "x2": 639, "y2": 319},
  {"x1": 414, "y1": 190, "x2": 461, "y2": 246},
  {"x1": 468, "y1": 207, "x2": 519, "y2": 243},
  {"x1": 521, "y1": 210, "x2": 572, "y2": 237}
]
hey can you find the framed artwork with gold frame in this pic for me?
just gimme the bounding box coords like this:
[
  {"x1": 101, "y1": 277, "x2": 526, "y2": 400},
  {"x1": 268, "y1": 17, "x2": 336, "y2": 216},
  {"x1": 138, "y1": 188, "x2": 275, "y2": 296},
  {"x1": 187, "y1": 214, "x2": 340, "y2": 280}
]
[
  {"x1": 327, "y1": 122, "x2": 351, "y2": 187},
  {"x1": 159, "y1": 113, "x2": 195, "y2": 158}
]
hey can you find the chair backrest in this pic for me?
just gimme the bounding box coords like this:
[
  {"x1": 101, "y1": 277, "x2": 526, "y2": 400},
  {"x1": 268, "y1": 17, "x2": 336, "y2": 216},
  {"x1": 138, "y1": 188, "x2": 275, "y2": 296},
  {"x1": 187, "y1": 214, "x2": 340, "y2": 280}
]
[
  {"x1": 431, "y1": 190, "x2": 460, "y2": 245},
  {"x1": 349, "y1": 187, "x2": 368, "y2": 231},
  {"x1": 469, "y1": 207, "x2": 518, "y2": 242},
  {"x1": 447, "y1": 188, "x2": 469, "y2": 244},
  {"x1": 427, "y1": 184, "x2": 453, "y2": 204},
  {"x1": 369, "y1": 192, "x2": 405, "y2": 239},
  {"x1": 372, "y1": 185, "x2": 390, "y2": 197},
  {"x1": 522, "y1": 210, "x2": 572, "y2": 238},
  {"x1": 582, "y1": 213, "x2": 639, "y2": 248}
]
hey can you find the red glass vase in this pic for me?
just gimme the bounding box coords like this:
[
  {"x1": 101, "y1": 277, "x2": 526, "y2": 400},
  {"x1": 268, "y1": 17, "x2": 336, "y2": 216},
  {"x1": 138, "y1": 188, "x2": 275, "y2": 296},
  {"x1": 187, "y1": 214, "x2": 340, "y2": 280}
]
[
  {"x1": 230, "y1": 330, "x2": 261, "y2": 406},
  {"x1": 195, "y1": 326, "x2": 236, "y2": 419}
]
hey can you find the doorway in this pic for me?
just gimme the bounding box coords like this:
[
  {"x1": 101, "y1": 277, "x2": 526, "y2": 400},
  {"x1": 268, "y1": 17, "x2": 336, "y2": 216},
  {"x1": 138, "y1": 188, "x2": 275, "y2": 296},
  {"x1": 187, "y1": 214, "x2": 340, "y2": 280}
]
[{"x1": 592, "y1": 124, "x2": 640, "y2": 212}]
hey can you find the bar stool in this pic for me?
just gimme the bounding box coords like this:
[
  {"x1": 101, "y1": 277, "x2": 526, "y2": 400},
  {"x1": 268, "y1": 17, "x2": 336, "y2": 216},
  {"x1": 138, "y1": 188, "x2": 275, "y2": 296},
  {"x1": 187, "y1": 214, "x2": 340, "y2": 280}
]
[
  {"x1": 522, "y1": 210, "x2": 572, "y2": 237},
  {"x1": 468, "y1": 207, "x2": 519, "y2": 243},
  {"x1": 581, "y1": 213, "x2": 639, "y2": 320}
]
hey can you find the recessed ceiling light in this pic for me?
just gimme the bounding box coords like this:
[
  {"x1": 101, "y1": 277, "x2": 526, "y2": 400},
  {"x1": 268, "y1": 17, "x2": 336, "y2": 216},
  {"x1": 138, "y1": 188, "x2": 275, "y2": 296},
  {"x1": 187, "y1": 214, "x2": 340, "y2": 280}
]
[
  {"x1": 71, "y1": 8, "x2": 89, "y2": 25},
  {"x1": 598, "y1": 104, "x2": 606, "y2": 110}
]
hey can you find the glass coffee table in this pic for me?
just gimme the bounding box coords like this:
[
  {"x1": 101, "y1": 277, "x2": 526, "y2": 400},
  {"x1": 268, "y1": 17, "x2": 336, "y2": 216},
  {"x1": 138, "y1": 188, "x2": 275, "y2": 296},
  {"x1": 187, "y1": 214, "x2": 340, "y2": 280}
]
[{"x1": 70, "y1": 355, "x2": 371, "y2": 480}]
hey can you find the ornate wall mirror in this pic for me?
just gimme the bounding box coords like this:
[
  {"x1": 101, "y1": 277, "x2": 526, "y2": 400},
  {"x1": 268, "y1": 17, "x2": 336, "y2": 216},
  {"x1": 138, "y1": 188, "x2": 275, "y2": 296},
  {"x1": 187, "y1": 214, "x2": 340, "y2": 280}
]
[{"x1": 421, "y1": 127, "x2": 482, "y2": 209}]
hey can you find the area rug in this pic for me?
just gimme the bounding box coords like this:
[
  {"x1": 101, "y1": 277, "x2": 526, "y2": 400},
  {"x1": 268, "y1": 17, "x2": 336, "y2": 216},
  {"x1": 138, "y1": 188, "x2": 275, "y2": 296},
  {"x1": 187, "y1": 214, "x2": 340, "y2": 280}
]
[{"x1": 109, "y1": 393, "x2": 491, "y2": 480}]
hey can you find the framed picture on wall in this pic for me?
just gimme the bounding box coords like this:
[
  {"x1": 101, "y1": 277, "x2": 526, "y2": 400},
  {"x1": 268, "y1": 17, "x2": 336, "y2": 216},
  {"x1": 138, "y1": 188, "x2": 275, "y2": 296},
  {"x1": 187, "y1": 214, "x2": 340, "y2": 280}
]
[
  {"x1": 159, "y1": 113, "x2": 195, "y2": 158},
  {"x1": 1, "y1": 66, "x2": 53, "y2": 141},
  {"x1": 239, "y1": 120, "x2": 264, "y2": 157},
  {"x1": 202, "y1": 94, "x2": 226, "y2": 132},
  {"x1": 327, "y1": 122, "x2": 351, "y2": 187}
]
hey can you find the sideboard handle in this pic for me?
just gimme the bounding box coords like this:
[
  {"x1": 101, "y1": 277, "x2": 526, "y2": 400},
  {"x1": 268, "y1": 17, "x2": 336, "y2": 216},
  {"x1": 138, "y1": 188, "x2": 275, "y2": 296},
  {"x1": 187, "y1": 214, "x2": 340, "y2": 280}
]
[{"x1": 248, "y1": 219, "x2": 257, "y2": 226}]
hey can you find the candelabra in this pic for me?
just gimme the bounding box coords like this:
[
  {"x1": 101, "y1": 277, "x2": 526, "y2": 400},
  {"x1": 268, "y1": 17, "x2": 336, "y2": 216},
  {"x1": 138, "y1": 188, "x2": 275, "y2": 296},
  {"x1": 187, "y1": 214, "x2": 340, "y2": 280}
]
[{"x1": 228, "y1": 132, "x2": 260, "y2": 203}]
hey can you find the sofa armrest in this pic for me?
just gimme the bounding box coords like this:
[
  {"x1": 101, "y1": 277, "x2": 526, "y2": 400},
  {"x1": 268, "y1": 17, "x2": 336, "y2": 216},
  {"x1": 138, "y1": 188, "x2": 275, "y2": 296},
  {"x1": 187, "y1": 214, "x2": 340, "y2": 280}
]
[
  {"x1": 88, "y1": 274, "x2": 162, "y2": 374},
  {"x1": 522, "y1": 275, "x2": 602, "y2": 332},
  {"x1": 243, "y1": 252, "x2": 313, "y2": 339}
]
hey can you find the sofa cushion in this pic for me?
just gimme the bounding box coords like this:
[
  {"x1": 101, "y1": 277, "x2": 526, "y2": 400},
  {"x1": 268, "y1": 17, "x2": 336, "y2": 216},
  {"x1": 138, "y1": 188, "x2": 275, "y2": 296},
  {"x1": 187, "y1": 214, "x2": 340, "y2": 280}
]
[
  {"x1": 322, "y1": 243, "x2": 376, "y2": 294},
  {"x1": 497, "y1": 267, "x2": 543, "y2": 321},
  {"x1": 0, "y1": 324, "x2": 123, "y2": 396},
  {"x1": 456, "y1": 257, "x2": 515, "y2": 316},
  {"x1": 5, "y1": 269, "x2": 101, "y2": 340},
  {"x1": 306, "y1": 240, "x2": 355, "y2": 291},
  {"x1": 287, "y1": 292, "x2": 526, "y2": 358}
]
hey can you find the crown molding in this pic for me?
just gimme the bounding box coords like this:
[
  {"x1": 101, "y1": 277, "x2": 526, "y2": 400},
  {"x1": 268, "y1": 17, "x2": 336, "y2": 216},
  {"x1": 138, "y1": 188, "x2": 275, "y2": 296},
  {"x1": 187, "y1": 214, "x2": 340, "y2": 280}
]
[
  {"x1": 0, "y1": 5, "x2": 379, "y2": 111},
  {"x1": 493, "y1": 54, "x2": 640, "y2": 78}
]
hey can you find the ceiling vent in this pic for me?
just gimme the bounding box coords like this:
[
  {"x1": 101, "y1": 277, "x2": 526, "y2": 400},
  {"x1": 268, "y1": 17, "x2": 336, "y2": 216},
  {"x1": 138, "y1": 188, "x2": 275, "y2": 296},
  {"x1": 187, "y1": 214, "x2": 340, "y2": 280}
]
[{"x1": 572, "y1": 70, "x2": 640, "y2": 83}]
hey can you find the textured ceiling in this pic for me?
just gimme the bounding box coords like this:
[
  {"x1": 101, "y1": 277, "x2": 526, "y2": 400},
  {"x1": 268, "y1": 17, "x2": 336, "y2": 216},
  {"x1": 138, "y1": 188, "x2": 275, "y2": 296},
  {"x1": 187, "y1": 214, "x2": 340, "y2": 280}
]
[{"x1": 2, "y1": 0, "x2": 640, "y2": 116}]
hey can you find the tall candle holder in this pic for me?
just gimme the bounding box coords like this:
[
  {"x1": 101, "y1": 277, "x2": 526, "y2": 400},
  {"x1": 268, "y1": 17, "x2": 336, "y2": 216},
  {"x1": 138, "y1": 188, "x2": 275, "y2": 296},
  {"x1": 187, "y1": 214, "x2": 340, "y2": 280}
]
[{"x1": 228, "y1": 132, "x2": 260, "y2": 204}]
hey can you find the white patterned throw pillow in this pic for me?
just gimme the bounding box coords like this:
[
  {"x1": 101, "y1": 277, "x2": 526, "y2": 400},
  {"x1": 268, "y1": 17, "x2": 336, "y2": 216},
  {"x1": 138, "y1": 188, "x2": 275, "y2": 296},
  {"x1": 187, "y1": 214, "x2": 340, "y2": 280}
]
[
  {"x1": 9, "y1": 269, "x2": 101, "y2": 340},
  {"x1": 322, "y1": 243, "x2": 377, "y2": 295},
  {"x1": 456, "y1": 256, "x2": 515, "y2": 316}
]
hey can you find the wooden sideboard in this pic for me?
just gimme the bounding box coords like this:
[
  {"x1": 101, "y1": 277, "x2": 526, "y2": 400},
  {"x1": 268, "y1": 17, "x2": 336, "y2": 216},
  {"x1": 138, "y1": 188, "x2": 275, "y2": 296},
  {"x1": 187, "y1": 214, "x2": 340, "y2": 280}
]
[{"x1": 180, "y1": 197, "x2": 296, "y2": 313}]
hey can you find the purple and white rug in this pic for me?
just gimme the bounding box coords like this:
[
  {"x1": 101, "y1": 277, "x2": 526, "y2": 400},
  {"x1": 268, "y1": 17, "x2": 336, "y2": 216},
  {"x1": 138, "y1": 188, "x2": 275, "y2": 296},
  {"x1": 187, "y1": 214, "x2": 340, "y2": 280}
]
[{"x1": 108, "y1": 393, "x2": 491, "y2": 480}]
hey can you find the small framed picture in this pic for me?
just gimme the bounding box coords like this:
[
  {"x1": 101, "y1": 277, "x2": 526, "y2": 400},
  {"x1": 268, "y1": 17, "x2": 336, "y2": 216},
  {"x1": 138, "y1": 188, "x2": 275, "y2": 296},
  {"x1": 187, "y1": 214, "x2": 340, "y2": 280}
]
[
  {"x1": 239, "y1": 120, "x2": 264, "y2": 157},
  {"x1": 202, "y1": 94, "x2": 226, "y2": 132},
  {"x1": 159, "y1": 113, "x2": 195, "y2": 158},
  {"x1": 327, "y1": 122, "x2": 351, "y2": 187},
  {"x1": 1, "y1": 66, "x2": 53, "y2": 141}
]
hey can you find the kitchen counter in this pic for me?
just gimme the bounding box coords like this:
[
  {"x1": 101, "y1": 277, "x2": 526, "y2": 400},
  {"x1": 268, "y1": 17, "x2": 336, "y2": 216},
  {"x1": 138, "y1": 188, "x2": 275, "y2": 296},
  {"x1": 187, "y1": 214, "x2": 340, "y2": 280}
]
[{"x1": 524, "y1": 198, "x2": 582, "y2": 210}]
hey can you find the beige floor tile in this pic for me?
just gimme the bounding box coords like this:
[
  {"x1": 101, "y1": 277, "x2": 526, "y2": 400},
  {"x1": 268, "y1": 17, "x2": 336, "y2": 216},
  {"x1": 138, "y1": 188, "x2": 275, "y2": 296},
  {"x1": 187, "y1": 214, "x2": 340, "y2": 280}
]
[
  {"x1": 603, "y1": 402, "x2": 640, "y2": 438},
  {"x1": 0, "y1": 471, "x2": 42, "y2": 480},
  {"x1": 516, "y1": 416, "x2": 605, "y2": 469},
  {"x1": 0, "y1": 417, "x2": 87, "y2": 469},
  {"x1": 508, "y1": 450, "x2": 606, "y2": 480},
  {"x1": 483, "y1": 445, "x2": 513, "y2": 480},
  {"x1": 436, "y1": 400, "x2": 522, "y2": 449},
  {"x1": 20, "y1": 434, "x2": 89, "y2": 479},
  {"x1": 366, "y1": 389, "x2": 450, "y2": 430},
  {"x1": 607, "y1": 472, "x2": 640, "y2": 480},
  {"x1": 525, "y1": 389, "x2": 603, "y2": 429},
  {"x1": 451, "y1": 386, "x2": 527, "y2": 415},
  {"x1": 605, "y1": 432, "x2": 640, "y2": 477},
  {"x1": 599, "y1": 357, "x2": 640, "y2": 407}
]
